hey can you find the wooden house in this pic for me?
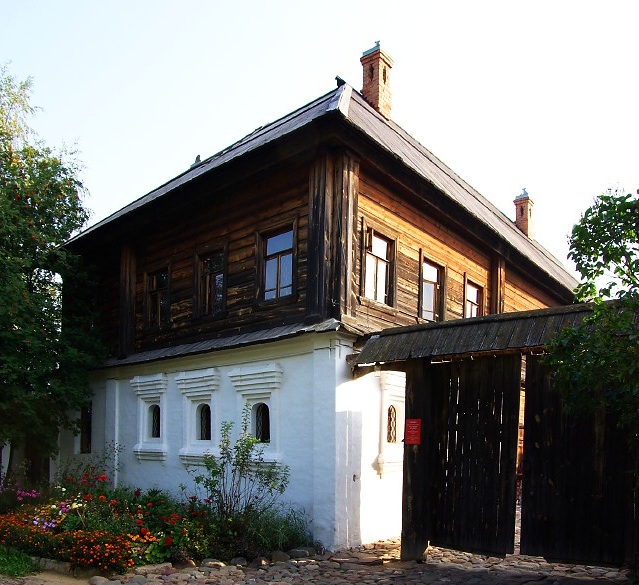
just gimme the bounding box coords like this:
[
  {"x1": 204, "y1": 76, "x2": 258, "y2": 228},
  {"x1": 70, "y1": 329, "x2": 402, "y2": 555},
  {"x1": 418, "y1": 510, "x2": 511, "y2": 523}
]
[{"x1": 60, "y1": 44, "x2": 577, "y2": 550}]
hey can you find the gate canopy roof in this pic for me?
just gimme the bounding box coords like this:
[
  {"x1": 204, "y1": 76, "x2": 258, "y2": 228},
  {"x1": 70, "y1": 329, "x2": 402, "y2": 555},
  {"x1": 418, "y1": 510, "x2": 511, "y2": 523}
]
[{"x1": 354, "y1": 304, "x2": 594, "y2": 366}]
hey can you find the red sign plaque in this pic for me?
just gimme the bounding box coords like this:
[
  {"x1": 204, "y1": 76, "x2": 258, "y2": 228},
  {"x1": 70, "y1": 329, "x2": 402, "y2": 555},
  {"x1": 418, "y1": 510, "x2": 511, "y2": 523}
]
[{"x1": 404, "y1": 418, "x2": 422, "y2": 445}]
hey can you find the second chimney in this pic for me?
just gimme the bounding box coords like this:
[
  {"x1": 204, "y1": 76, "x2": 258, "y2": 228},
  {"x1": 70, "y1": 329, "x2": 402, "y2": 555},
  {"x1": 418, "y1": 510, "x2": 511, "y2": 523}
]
[
  {"x1": 514, "y1": 188, "x2": 534, "y2": 238},
  {"x1": 360, "y1": 42, "x2": 393, "y2": 119}
]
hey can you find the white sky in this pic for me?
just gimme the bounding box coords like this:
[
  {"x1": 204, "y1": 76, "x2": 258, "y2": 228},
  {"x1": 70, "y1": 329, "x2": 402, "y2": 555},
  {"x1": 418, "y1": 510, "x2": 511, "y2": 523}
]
[{"x1": 2, "y1": 1, "x2": 638, "y2": 278}]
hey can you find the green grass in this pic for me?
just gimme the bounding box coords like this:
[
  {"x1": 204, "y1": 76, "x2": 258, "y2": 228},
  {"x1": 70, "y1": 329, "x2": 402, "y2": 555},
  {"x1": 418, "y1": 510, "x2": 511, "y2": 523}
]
[{"x1": 0, "y1": 546, "x2": 40, "y2": 577}]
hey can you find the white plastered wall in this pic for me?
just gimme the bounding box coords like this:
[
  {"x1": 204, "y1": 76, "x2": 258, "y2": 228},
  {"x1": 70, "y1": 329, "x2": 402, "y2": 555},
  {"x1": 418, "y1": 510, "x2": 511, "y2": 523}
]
[{"x1": 55, "y1": 332, "x2": 405, "y2": 550}]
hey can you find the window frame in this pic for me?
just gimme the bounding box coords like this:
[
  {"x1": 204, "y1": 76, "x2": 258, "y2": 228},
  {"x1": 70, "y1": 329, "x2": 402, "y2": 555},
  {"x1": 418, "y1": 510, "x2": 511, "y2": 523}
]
[
  {"x1": 145, "y1": 265, "x2": 171, "y2": 330},
  {"x1": 230, "y1": 362, "x2": 283, "y2": 461},
  {"x1": 360, "y1": 222, "x2": 397, "y2": 307},
  {"x1": 131, "y1": 374, "x2": 168, "y2": 461},
  {"x1": 194, "y1": 243, "x2": 228, "y2": 319},
  {"x1": 419, "y1": 253, "x2": 445, "y2": 322},
  {"x1": 253, "y1": 402, "x2": 271, "y2": 443},
  {"x1": 464, "y1": 277, "x2": 484, "y2": 318},
  {"x1": 177, "y1": 368, "x2": 220, "y2": 466},
  {"x1": 257, "y1": 219, "x2": 297, "y2": 305}
]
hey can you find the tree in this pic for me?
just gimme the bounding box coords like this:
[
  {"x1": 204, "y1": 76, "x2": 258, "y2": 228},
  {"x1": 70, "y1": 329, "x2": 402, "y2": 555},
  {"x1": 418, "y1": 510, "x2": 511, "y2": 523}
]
[
  {"x1": 545, "y1": 188, "x2": 639, "y2": 430},
  {"x1": 0, "y1": 66, "x2": 103, "y2": 484}
]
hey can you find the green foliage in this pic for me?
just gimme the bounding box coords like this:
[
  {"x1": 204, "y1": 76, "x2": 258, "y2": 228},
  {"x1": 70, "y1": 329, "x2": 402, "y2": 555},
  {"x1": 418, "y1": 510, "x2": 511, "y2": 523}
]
[
  {"x1": 0, "y1": 545, "x2": 39, "y2": 576},
  {"x1": 546, "y1": 188, "x2": 639, "y2": 430},
  {"x1": 247, "y1": 506, "x2": 313, "y2": 553},
  {"x1": 187, "y1": 406, "x2": 291, "y2": 558},
  {"x1": 569, "y1": 188, "x2": 639, "y2": 301},
  {"x1": 0, "y1": 421, "x2": 310, "y2": 570},
  {"x1": 0, "y1": 65, "x2": 104, "y2": 468}
]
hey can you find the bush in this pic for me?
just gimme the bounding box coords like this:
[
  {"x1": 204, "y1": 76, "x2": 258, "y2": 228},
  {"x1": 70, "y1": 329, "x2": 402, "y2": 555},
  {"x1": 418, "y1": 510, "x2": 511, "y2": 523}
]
[{"x1": 186, "y1": 406, "x2": 293, "y2": 558}]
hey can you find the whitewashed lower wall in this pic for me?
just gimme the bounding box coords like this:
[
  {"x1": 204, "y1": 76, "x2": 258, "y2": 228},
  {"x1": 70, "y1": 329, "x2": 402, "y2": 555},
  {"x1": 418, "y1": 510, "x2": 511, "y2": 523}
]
[{"x1": 55, "y1": 332, "x2": 405, "y2": 550}]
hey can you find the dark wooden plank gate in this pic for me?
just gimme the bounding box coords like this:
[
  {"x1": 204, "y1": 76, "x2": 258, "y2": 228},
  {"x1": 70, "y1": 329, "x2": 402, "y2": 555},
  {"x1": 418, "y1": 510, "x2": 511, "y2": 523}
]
[
  {"x1": 402, "y1": 354, "x2": 521, "y2": 559},
  {"x1": 521, "y1": 354, "x2": 636, "y2": 566}
]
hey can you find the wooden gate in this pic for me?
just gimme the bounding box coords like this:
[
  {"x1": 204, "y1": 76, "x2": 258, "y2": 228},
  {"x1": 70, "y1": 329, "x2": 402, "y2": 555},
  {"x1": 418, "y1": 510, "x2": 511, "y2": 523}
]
[
  {"x1": 402, "y1": 354, "x2": 521, "y2": 558},
  {"x1": 520, "y1": 354, "x2": 636, "y2": 566},
  {"x1": 401, "y1": 352, "x2": 637, "y2": 565}
]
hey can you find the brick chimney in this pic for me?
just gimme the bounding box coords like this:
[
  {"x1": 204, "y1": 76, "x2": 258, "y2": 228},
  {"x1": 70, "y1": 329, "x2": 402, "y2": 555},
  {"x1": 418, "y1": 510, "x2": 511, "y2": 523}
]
[
  {"x1": 514, "y1": 188, "x2": 534, "y2": 238},
  {"x1": 360, "y1": 42, "x2": 393, "y2": 119}
]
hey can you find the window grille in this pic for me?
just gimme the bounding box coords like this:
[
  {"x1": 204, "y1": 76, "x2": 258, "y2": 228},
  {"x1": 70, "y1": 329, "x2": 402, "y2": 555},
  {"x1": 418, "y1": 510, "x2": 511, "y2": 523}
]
[
  {"x1": 254, "y1": 403, "x2": 271, "y2": 443},
  {"x1": 198, "y1": 404, "x2": 212, "y2": 441},
  {"x1": 387, "y1": 405, "x2": 397, "y2": 443},
  {"x1": 150, "y1": 404, "x2": 161, "y2": 438}
]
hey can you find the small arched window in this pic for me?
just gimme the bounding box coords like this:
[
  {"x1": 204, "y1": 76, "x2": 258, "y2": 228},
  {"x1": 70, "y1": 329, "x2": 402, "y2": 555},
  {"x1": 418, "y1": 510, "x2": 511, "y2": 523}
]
[
  {"x1": 387, "y1": 405, "x2": 397, "y2": 443},
  {"x1": 149, "y1": 404, "x2": 161, "y2": 438},
  {"x1": 254, "y1": 403, "x2": 270, "y2": 443},
  {"x1": 198, "y1": 404, "x2": 212, "y2": 441}
]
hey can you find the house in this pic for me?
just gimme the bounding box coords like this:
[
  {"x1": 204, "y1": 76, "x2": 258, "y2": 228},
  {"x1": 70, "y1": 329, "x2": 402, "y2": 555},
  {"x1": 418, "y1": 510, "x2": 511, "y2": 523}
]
[{"x1": 59, "y1": 44, "x2": 578, "y2": 551}]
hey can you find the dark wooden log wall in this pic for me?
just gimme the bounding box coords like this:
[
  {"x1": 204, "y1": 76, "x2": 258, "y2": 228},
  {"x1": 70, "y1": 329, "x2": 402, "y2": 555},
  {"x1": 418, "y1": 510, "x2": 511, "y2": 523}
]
[{"x1": 91, "y1": 151, "x2": 571, "y2": 357}]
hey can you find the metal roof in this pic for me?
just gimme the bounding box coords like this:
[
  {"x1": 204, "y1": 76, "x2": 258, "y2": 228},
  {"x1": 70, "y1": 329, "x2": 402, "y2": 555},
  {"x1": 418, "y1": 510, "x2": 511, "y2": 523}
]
[
  {"x1": 99, "y1": 318, "x2": 353, "y2": 369},
  {"x1": 71, "y1": 83, "x2": 577, "y2": 293},
  {"x1": 354, "y1": 304, "x2": 595, "y2": 365}
]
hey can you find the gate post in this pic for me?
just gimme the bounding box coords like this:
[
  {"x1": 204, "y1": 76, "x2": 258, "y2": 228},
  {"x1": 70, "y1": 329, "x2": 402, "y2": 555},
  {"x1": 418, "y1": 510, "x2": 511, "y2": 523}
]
[{"x1": 401, "y1": 358, "x2": 430, "y2": 561}]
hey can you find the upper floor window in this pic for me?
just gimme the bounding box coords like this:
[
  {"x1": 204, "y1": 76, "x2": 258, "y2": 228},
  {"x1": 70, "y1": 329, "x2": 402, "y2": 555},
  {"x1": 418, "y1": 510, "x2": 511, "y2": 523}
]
[
  {"x1": 364, "y1": 230, "x2": 393, "y2": 305},
  {"x1": 198, "y1": 249, "x2": 226, "y2": 316},
  {"x1": 147, "y1": 268, "x2": 170, "y2": 328},
  {"x1": 262, "y1": 227, "x2": 294, "y2": 301},
  {"x1": 421, "y1": 260, "x2": 443, "y2": 321},
  {"x1": 464, "y1": 281, "x2": 483, "y2": 318}
]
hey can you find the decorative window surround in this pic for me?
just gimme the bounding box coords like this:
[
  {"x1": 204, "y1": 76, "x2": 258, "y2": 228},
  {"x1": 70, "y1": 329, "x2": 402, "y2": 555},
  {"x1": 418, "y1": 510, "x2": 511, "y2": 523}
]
[
  {"x1": 131, "y1": 373, "x2": 168, "y2": 461},
  {"x1": 375, "y1": 370, "x2": 406, "y2": 476},
  {"x1": 177, "y1": 368, "x2": 220, "y2": 465},
  {"x1": 229, "y1": 363, "x2": 283, "y2": 461}
]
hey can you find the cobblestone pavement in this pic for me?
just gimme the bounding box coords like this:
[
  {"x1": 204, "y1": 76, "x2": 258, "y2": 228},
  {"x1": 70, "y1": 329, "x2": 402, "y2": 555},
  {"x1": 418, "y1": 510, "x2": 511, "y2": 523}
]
[{"x1": 1, "y1": 540, "x2": 629, "y2": 585}]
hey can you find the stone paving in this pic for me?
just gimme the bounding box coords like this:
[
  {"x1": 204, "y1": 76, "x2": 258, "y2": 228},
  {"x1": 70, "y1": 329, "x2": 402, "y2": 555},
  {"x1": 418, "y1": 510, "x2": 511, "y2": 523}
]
[{"x1": 3, "y1": 539, "x2": 628, "y2": 585}]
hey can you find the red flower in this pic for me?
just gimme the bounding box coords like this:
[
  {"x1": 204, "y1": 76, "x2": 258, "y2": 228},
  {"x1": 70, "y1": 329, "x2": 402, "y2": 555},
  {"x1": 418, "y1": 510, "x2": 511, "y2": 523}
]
[
  {"x1": 140, "y1": 527, "x2": 148, "y2": 536},
  {"x1": 110, "y1": 499, "x2": 118, "y2": 506},
  {"x1": 134, "y1": 488, "x2": 141, "y2": 497},
  {"x1": 136, "y1": 519, "x2": 143, "y2": 526},
  {"x1": 146, "y1": 502, "x2": 153, "y2": 507},
  {"x1": 164, "y1": 536, "x2": 173, "y2": 547},
  {"x1": 99, "y1": 495, "x2": 107, "y2": 502},
  {"x1": 98, "y1": 474, "x2": 108, "y2": 482},
  {"x1": 83, "y1": 494, "x2": 93, "y2": 501}
]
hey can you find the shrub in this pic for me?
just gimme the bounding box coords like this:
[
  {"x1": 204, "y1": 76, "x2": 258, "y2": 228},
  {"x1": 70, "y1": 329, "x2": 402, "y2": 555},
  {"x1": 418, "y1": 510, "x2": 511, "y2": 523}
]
[{"x1": 185, "y1": 407, "x2": 297, "y2": 558}]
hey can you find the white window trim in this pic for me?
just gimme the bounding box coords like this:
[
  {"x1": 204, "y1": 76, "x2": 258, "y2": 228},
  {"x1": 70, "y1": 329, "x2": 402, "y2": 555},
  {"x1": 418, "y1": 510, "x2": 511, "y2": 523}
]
[
  {"x1": 131, "y1": 373, "x2": 168, "y2": 461},
  {"x1": 177, "y1": 368, "x2": 220, "y2": 465},
  {"x1": 229, "y1": 362, "x2": 283, "y2": 462},
  {"x1": 375, "y1": 370, "x2": 406, "y2": 476}
]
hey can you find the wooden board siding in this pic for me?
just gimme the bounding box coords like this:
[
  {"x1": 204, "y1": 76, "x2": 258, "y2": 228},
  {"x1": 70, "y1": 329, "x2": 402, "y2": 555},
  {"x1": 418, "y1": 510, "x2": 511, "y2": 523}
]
[
  {"x1": 504, "y1": 266, "x2": 567, "y2": 313},
  {"x1": 356, "y1": 172, "x2": 491, "y2": 331}
]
